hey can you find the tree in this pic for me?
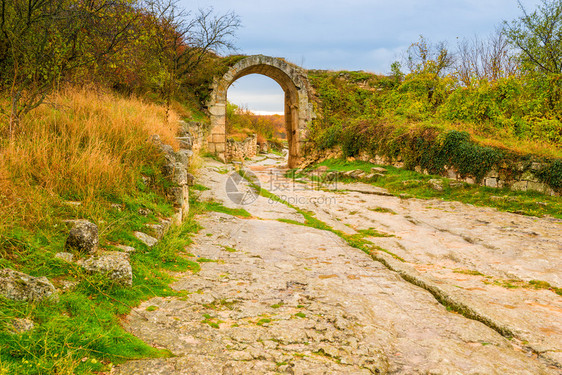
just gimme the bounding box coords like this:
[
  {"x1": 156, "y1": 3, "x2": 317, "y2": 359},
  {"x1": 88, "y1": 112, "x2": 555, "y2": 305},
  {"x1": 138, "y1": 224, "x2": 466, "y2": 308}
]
[
  {"x1": 0, "y1": 0, "x2": 141, "y2": 136},
  {"x1": 144, "y1": 1, "x2": 240, "y2": 120},
  {"x1": 405, "y1": 35, "x2": 454, "y2": 77},
  {"x1": 455, "y1": 29, "x2": 519, "y2": 85},
  {"x1": 503, "y1": 0, "x2": 562, "y2": 73}
]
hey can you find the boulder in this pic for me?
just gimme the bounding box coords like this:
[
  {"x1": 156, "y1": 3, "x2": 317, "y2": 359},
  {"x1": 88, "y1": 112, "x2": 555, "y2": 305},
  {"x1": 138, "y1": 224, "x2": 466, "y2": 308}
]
[
  {"x1": 79, "y1": 251, "x2": 133, "y2": 286},
  {"x1": 315, "y1": 166, "x2": 329, "y2": 174},
  {"x1": 145, "y1": 219, "x2": 171, "y2": 240},
  {"x1": 134, "y1": 231, "x2": 158, "y2": 247},
  {"x1": 65, "y1": 220, "x2": 99, "y2": 254},
  {"x1": 371, "y1": 167, "x2": 387, "y2": 174},
  {"x1": 428, "y1": 179, "x2": 445, "y2": 192},
  {"x1": 0, "y1": 269, "x2": 58, "y2": 302}
]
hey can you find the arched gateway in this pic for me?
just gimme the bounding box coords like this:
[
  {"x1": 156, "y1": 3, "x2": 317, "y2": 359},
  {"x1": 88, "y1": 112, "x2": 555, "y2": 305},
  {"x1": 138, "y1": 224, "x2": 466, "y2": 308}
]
[{"x1": 207, "y1": 55, "x2": 312, "y2": 168}]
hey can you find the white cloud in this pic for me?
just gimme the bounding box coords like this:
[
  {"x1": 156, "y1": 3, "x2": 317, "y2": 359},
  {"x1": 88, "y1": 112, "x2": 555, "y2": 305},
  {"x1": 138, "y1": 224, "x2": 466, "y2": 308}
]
[{"x1": 179, "y1": 0, "x2": 544, "y2": 110}]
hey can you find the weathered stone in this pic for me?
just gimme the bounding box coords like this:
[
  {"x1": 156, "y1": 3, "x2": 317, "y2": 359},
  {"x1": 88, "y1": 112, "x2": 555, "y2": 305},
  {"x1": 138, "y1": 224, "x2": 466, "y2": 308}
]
[
  {"x1": 0, "y1": 269, "x2": 57, "y2": 302},
  {"x1": 370, "y1": 167, "x2": 387, "y2": 174},
  {"x1": 315, "y1": 166, "x2": 329, "y2": 173},
  {"x1": 79, "y1": 251, "x2": 132, "y2": 286},
  {"x1": 428, "y1": 179, "x2": 444, "y2": 191},
  {"x1": 449, "y1": 181, "x2": 464, "y2": 189},
  {"x1": 511, "y1": 181, "x2": 528, "y2": 191},
  {"x1": 138, "y1": 207, "x2": 152, "y2": 216},
  {"x1": 110, "y1": 203, "x2": 124, "y2": 211},
  {"x1": 134, "y1": 231, "x2": 158, "y2": 247},
  {"x1": 145, "y1": 219, "x2": 171, "y2": 240},
  {"x1": 486, "y1": 168, "x2": 500, "y2": 178},
  {"x1": 116, "y1": 245, "x2": 136, "y2": 253},
  {"x1": 175, "y1": 149, "x2": 193, "y2": 167},
  {"x1": 172, "y1": 163, "x2": 188, "y2": 185},
  {"x1": 185, "y1": 173, "x2": 195, "y2": 186},
  {"x1": 63, "y1": 201, "x2": 82, "y2": 207},
  {"x1": 446, "y1": 168, "x2": 458, "y2": 179},
  {"x1": 527, "y1": 181, "x2": 548, "y2": 194},
  {"x1": 207, "y1": 55, "x2": 313, "y2": 169},
  {"x1": 484, "y1": 177, "x2": 498, "y2": 188},
  {"x1": 65, "y1": 220, "x2": 99, "y2": 254},
  {"x1": 10, "y1": 318, "x2": 34, "y2": 334},
  {"x1": 55, "y1": 252, "x2": 74, "y2": 263},
  {"x1": 177, "y1": 136, "x2": 193, "y2": 149}
]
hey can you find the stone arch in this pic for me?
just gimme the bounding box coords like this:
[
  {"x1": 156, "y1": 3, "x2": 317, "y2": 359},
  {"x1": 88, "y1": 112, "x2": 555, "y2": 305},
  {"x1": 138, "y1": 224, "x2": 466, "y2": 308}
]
[{"x1": 207, "y1": 55, "x2": 312, "y2": 168}]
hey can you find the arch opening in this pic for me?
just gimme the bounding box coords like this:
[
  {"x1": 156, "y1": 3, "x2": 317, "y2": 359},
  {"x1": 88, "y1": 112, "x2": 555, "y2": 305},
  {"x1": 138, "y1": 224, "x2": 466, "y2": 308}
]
[
  {"x1": 207, "y1": 55, "x2": 311, "y2": 169},
  {"x1": 227, "y1": 74, "x2": 285, "y2": 147}
]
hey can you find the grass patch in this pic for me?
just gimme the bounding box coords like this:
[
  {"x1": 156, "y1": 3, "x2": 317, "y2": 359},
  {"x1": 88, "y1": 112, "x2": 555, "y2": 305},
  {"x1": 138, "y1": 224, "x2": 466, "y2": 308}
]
[
  {"x1": 0, "y1": 88, "x2": 204, "y2": 374},
  {"x1": 369, "y1": 207, "x2": 397, "y2": 214},
  {"x1": 197, "y1": 201, "x2": 252, "y2": 218},
  {"x1": 313, "y1": 159, "x2": 562, "y2": 219}
]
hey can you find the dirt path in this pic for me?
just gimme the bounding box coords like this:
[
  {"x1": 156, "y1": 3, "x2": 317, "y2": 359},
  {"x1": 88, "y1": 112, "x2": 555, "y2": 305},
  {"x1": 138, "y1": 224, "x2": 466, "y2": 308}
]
[{"x1": 116, "y1": 156, "x2": 560, "y2": 374}]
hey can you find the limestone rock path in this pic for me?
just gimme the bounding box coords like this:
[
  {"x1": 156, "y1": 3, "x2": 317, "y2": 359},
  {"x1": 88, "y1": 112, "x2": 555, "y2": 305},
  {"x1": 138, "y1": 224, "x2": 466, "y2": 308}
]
[{"x1": 115, "y1": 156, "x2": 561, "y2": 374}]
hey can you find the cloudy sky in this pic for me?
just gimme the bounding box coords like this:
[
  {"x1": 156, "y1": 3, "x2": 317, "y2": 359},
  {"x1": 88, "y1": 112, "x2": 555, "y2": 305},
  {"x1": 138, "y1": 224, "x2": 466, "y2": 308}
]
[{"x1": 180, "y1": 0, "x2": 543, "y2": 114}]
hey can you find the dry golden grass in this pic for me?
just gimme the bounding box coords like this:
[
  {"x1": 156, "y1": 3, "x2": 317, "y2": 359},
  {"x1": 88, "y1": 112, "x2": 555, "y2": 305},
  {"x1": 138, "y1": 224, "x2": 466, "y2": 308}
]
[{"x1": 0, "y1": 87, "x2": 180, "y2": 227}]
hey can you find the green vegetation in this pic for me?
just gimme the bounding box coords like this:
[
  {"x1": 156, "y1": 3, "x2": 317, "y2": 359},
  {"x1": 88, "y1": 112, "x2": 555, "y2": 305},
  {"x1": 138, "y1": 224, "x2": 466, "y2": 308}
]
[
  {"x1": 197, "y1": 201, "x2": 252, "y2": 218},
  {"x1": 0, "y1": 87, "x2": 213, "y2": 374},
  {"x1": 306, "y1": 3, "x2": 562, "y2": 193},
  {"x1": 309, "y1": 159, "x2": 562, "y2": 219}
]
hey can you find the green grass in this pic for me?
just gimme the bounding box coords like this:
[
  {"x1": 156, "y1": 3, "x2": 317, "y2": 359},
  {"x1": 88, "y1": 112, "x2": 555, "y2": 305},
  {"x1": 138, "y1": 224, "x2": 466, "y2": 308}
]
[
  {"x1": 0, "y1": 181, "x2": 205, "y2": 374},
  {"x1": 196, "y1": 201, "x2": 252, "y2": 218},
  {"x1": 311, "y1": 159, "x2": 562, "y2": 219}
]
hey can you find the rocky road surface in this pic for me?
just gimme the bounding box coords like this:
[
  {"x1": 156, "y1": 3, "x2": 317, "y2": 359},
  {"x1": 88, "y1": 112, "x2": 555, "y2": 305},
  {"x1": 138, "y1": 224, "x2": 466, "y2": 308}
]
[{"x1": 116, "y1": 155, "x2": 561, "y2": 374}]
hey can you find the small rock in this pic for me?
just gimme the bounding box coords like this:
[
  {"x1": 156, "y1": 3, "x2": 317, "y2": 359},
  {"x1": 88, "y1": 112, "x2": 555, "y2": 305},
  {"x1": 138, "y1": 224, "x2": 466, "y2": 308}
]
[
  {"x1": 55, "y1": 252, "x2": 74, "y2": 263},
  {"x1": 134, "y1": 231, "x2": 158, "y2": 247},
  {"x1": 449, "y1": 181, "x2": 464, "y2": 189},
  {"x1": 428, "y1": 179, "x2": 444, "y2": 192},
  {"x1": 110, "y1": 203, "x2": 124, "y2": 211},
  {"x1": 138, "y1": 207, "x2": 152, "y2": 216},
  {"x1": 145, "y1": 219, "x2": 171, "y2": 240},
  {"x1": 65, "y1": 220, "x2": 99, "y2": 254},
  {"x1": 63, "y1": 201, "x2": 82, "y2": 207},
  {"x1": 10, "y1": 318, "x2": 34, "y2": 334},
  {"x1": 59, "y1": 280, "x2": 79, "y2": 292},
  {"x1": 315, "y1": 166, "x2": 329, "y2": 173},
  {"x1": 79, "y1": 251, "x2": 133, "y2": 286},
  {"x1": 371, "y1": 167, "x2": 387, "y2": 174},
  {"x1": 0, "y1": 269, "x2": 58, "y2": 302},
  {"x1": 350, "y1": 170, "x2": 364, "y2": 178},
  {"x1": 116, "y1": 244, "x2": 136, "y2": 253}
]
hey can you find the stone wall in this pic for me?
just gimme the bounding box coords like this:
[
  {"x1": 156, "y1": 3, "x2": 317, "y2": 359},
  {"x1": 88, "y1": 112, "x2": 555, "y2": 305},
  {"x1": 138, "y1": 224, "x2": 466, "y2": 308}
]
[
  {"x1": 226, "y1": 134, "x2": 258, "y2": 161},
  {"x1": 206, "y1": 55, "x2": 313, "y2": 168},
  {"x1": 151, "y1": 123, "x2": 198, "y2": 224},
  {"x1": 180, "y1": 120, "x2": 209, "y2": 155},
  {"x1": 303, "y1": 147, "x2": 560, "y2": 196}
]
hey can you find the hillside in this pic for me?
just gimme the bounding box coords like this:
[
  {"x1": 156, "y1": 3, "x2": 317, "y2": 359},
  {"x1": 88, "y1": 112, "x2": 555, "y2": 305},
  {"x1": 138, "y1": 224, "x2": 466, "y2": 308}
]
[{"x1": 0, "y1": 88, "x2": 203, "y2": 374}]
